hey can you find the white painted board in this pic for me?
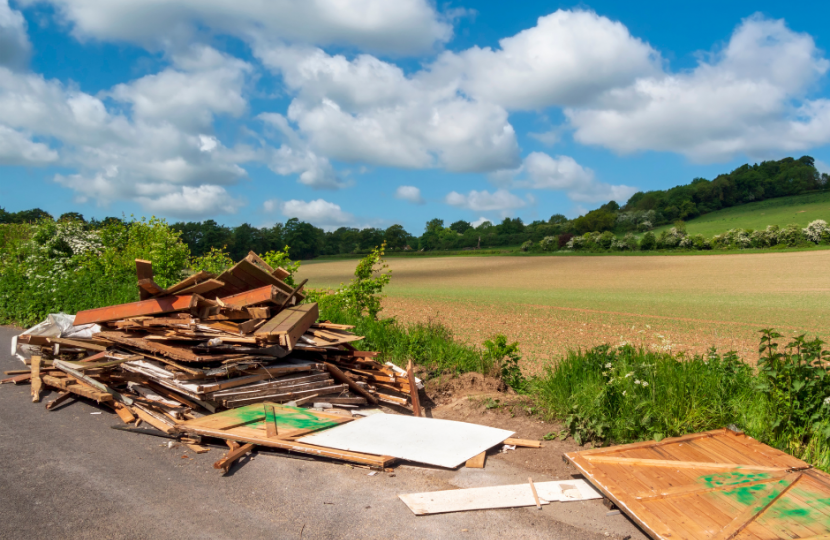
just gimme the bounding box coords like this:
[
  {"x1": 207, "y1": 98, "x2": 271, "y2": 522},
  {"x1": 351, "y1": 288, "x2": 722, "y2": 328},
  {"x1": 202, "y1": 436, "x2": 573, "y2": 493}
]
[
  {"x1": 298, "y1": 414, "x2": 514, "y2": 468},
  {"x1": 399, "y1": 479, "x2": 602, "y2": 515}
]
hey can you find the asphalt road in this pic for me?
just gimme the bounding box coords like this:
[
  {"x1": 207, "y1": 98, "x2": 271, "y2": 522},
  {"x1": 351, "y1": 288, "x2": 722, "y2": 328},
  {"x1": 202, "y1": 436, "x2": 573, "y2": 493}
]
[{"x1": 0, "y1": 326, "x2": 646, "y2": 540}]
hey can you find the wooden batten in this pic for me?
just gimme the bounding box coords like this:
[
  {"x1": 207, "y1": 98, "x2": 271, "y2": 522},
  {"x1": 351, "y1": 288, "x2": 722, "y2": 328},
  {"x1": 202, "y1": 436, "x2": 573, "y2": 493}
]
[{"x1": 255, "y1": 303, "x2": 319, "y2": 350}]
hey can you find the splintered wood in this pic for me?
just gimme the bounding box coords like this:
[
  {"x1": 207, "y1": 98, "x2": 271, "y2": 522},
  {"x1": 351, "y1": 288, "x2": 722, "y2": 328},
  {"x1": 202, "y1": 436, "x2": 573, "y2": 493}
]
[
  {"x1": 566, "y1": 428, "x2": 830, "y2": 540},
  {"x1": 8, "y1": 251, "x2": 425, "y2": 469}
]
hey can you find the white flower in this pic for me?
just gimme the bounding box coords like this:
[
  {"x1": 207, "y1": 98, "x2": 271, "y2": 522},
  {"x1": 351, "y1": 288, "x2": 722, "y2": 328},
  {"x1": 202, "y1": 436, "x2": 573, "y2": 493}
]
[
  {"x1": 622, "y1": 391, "x2": 627, "y2": 396},
  {"x1": 625, "y1": 372, "x2": 634, "y2": 378},
  {"x1": 605, "y1": 363, "x2": 612, "y2": 369},
  {"x1": 635, "y1": 379, "x2": 641, "y2": 385},
  {"x1": 642, "y1": 381, "x2": 649, "y2": 388},
  {"x1": 824, "y1": 396, "x2": 830, "y2": 406}
]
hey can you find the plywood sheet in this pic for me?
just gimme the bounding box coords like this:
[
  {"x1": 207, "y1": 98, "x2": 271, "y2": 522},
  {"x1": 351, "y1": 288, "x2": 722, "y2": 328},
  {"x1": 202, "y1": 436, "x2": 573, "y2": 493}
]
[
  {"x1": 399, "y1": 479, "x2": 602, "y2": 515},
  {"x1": 565, "y1": 428, "x2": 829, "y2": 540},
  {"x1": 298, "y1": 414, "x2": 513, "y2": 468}
]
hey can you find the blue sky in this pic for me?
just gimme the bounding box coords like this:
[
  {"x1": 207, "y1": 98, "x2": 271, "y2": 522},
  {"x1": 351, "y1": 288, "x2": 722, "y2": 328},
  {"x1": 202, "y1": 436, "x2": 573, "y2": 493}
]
[{"x1": 1, "y1": 0, "x2": 829, "y2": 234}]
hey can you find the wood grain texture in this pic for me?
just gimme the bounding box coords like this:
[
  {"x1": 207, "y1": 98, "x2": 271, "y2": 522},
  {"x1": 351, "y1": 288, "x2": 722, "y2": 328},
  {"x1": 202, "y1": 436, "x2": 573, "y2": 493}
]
[{"x1": 565, "y1": 429, "x2": 827, "y2": 540}]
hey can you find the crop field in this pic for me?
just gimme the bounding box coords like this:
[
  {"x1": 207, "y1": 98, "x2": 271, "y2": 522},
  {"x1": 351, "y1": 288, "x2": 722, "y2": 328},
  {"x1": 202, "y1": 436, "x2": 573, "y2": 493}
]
[
  {"x1": 298, "y1": 251, "x2": 830, "y2": 373},
  {"x1": 652, "y1": 191, "x2": 830, "y2": 238}
]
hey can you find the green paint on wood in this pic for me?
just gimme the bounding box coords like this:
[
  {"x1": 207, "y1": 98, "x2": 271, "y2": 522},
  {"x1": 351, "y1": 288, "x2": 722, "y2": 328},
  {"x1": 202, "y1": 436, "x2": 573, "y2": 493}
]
[
  {"x1": 216, "y1": 403, "x2": 341, "y2": 432},
  {"x1": 700, "y1": 471, "x2": 774, "y2": 489}
]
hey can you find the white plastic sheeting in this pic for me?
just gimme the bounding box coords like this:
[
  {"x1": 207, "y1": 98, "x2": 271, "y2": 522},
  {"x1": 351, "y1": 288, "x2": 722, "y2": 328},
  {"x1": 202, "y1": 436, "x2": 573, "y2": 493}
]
[
  {"x1": 12, "y1": 313, "x2": 101, "y2": 362},
  {"x1": 298, "y1": 414, "x2": 513, "y2": 468}
]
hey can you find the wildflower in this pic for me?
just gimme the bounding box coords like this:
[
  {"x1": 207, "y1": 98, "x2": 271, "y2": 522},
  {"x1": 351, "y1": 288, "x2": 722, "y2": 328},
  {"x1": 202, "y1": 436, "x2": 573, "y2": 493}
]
[
  {"x1": 642, "y1": 381, "x2": 649, "y2": 387},
  {"x1": 625, "y1": 372, "x2": 634, "y2": 378},
  {"x1": 824, "y1": 396, "x2": 830, "y2": 406},
  {"x1": 605, "y1": 363, "x2": 612, "y2": 369},
  {"x1": 634, "y1": 379, "x2": 641, "y2": 385},
  {"x1": 622, "y1": 390, "x2": 627, "y2": 396}
]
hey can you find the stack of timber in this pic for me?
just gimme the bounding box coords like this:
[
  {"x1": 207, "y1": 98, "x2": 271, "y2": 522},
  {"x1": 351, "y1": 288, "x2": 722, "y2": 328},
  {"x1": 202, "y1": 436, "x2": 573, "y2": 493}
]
[{"x1": 5, "y1": 252, "x2": 425, "y2": 468}]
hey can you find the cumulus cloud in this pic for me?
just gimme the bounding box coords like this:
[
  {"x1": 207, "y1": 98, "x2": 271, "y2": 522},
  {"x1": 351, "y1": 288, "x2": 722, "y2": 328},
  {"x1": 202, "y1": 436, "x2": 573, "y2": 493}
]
[
  {"x1": 257, "y1": 45, "x2": 521, "y2": 173},
  {"x1": 262, "y1": 198, "x2": 356, "y2": 230},
  {"x1": 434, "y1": 9, "x2": 660, "y2": 109},
  {"x1": 394, "y1": 185, "x2": 424, "y2": 204},
  {"x1": 491, "y1": 152, "x2": 638, "y2": 204},
  {"x1": 0, "y1": 37, "x2": 252, "y2": 217},
  {"x1": 445, "y1": 189, "x2": 528, "y2": 212},
  {"x1": 566, "y1": 15, "x2": 830, "y2": 162},
  {"x1": 0, "y1": 125, "x2": 57, "y2": 165},
  {"x1": 21, "y1": 0, "x2": 452, "y2": 55},
  {"x1": 136, "y1": 185, "x2": 244, "y2": 218},
  {"x1": 0, "y1": 0, "x2": 30, "y2": 70},
  {"x1": 470, "y1": 216, "x2": 490, "y2": 228}
]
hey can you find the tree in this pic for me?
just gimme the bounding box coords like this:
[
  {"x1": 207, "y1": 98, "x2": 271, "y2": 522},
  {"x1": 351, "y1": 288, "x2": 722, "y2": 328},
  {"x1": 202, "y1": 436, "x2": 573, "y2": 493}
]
[
  {"x1": 384, "y1": 224, "x2": 411, "y2": 250},
  {"x1": 449, "y1": 220, "x2": 472, "y2": 234},
  {"x1": 283, "y1": 218, "x2": 323, "y2": 259},
  {"x1": 59, "y1": 212, "x2": 85, "y2": 222},
  {"x1": 548, "y1": 214, "x2": 568, "y2": 225}
]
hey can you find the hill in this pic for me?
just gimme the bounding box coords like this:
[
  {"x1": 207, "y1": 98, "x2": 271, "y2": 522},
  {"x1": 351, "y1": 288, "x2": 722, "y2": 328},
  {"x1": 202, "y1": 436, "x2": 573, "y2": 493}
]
[{"x1": 652, "y1": 191, "x2": 830, "y2": 237}]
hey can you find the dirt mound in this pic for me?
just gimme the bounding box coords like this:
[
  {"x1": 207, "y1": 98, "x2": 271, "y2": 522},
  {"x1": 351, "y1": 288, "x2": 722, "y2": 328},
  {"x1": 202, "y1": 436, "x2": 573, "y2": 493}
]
[{"x1": 424, "y1": 372, "x2": 509, "y2": 405}]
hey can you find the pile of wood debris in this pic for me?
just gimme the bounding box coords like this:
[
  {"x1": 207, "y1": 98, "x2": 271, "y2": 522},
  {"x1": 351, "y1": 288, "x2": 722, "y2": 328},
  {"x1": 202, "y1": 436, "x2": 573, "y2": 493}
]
[{"x1": 4, "y1": 252, "x2": 426, "y2": 469}]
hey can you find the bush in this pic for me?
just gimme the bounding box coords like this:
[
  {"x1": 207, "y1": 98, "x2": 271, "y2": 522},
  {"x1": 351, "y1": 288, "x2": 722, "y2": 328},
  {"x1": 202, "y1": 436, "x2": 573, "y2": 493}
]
[
  {"x1": 558, "y1": 233, "x2": 574, "y2": 249},
  {"x1": 779, "y1": 223, "x2": 808, "y2": 247},
  {"x1": 597, "y1": 231, "x2": 615, "y2": 250},
  {"x1": 539, "y1": 236, "x2": 558, "y2": 251},
  {"x1": 804, "y1": 220, "x2": 829, "y2": 244},
  {"x1": 639, "y1": 231, "x2": 657, "y2": 251},
  {"x1": 520, "y1": 239, "x2": 534, "y2": 252}
]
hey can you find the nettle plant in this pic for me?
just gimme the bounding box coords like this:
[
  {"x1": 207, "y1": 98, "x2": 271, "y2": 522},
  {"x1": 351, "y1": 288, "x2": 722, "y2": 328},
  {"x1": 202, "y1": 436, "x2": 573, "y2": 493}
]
[{"x1": 755, "y1": 329, "x2": 830, "y2": 444}]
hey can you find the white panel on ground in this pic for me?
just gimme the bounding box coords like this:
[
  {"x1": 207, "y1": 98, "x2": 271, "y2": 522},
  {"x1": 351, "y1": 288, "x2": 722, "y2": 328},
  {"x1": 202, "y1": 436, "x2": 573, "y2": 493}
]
[
  {"x1": 298, "y1": 414, "x2": 514, "y2": 468},
  {"x1": 399, "y1": 479, "x2": 602, "y2": 515}
]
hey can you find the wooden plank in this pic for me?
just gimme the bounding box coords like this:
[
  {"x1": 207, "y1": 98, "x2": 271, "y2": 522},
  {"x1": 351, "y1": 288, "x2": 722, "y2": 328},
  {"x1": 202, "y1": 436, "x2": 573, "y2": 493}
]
[
  {"x1": 42, "y1": 375, "x2": 112, "y2": 402},
  {"x1": 406, "y1": 359, "x2": 421, "y2": 417},
  {"x1": 218, "y1": 285, "x2": 281, "y2": 309},
  {"x1": 73, "y1": 295, "x2": 195, "y2": 325},
  {"x1": 214, "y1": 443, "x2": 256, "y2": 472},
  {"x1": 187, "y1": 444, "x2": 210, "y2": 454},
  {"x1": 529, "y1": 478, "x2": 542, "y2": 509},
  {"x1": 635, "y1": 473, "x2": 789, "y2": 501},
  {"x1": 1, "y1": 372, "x2": 31, "y2": 384},
  {"x1": 325, "y1": 362, "x2": 378, "y2": 405},
  {"x1": 255, "y1": 303, "x2": 319, "y2": 350},
  {"x1": 113, "y1": 403, "x2": 137, "y2": 424},
  {"x1": 710, "y1": 473, "x2": 802, "y2": 539},
  {"x1": 136, "y1": 259, "x2": 154, "y2": 300},
  {"x1": 222, "y1": 384, "x2": 347, "y2": 406},
  {"x1": 160, "y1": 271, "x2": 215, "y2": 296},
  {"x1": 174, "y1": 279, "x2": 225, "y2": 297},
  {"x1": 47, "y1": 337, "x2": 109, "y2": 352},
  {"x1": 581, "y1": 455, "x2": 793, "y2": 473},
  {"x1": 54, "y1": 360, "x2": 134, "y2": 406},
  {"x1": 504, "y1": 438, "x2": 542, "y2": 448},
  {"x1": 466, "y1": 451, "x2": 486, "y2": 468},
  {"x1": 30, "y1": 356, "x2": 42, "y2": 403},
  {"x1": 138, "y1": 278, "x2": 164, "y2": 298},
  {"x1": 133, "y1": 405, "x2": 176, "y2": 434},
  {"x1": 277, "y1": 279, "x2": 307, "y2": 310},
  {"x1": 45, "y1": 391, "x2": 73, "y2": 410}
]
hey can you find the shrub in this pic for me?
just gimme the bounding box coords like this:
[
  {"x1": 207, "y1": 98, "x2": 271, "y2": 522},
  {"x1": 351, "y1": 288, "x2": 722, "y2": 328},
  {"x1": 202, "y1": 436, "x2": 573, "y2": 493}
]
[
  {"x1": 557, "y1": 233, "x2": 574, "y2": 249},
  {"x1": 520, "y1": 239, "x2": 534, "y2": 252},
  {"x1": 779, "y1": 223, "x2": 808, "y2": 247},
  {"x1": 597, "y1": 231, "x2": 615, "y2": 250},
  {"x1": 539, "y1": 236, "x2": 558, "y2": 251},
  {"x1": 804, "y1": 220, "x2": 829, "y2": 244},
  {"x1": 190, "y1": 246, "x2": 234, "y2": 275},
  {"x1": 308, "y1": 243, "x2": 391, "y2": 320},
  {"x1": 262, "y1": 246, "x2": 302, "y2": 286},
  {"x1": 611, "y1": 233, "x2": 637, "y2": 251},
  {"x1": 566, "y1": 235, "x2": 585, "y2": 250},
  {"x1": 639, "y1": 231, "x2": 657, "y2": 251},
  {"x1": 690, "y1": 234, "x2": 711, "y2": 250}
]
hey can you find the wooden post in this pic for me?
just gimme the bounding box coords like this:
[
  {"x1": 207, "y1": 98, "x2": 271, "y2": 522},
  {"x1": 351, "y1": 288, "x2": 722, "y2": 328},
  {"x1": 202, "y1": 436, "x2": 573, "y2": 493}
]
[
  {"x1": 529, "y1": 478, "x2": 542, "y2": 510},
  {"x1": 406, "y1": 359, "x2": 421, "y2": 417},
  {"x1": 31, "y1": 356, "x2": 42, "y2": 403}
]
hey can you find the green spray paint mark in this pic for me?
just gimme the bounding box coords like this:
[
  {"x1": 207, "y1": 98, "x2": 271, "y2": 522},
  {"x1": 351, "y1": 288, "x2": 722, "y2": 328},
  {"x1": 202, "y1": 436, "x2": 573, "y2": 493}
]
[
  {"x1": 700, "y1": 471, "x2": 773, "y2": 489},
  {"x1": 218, "y1": 404, "x2": 341, "y2": 432}
]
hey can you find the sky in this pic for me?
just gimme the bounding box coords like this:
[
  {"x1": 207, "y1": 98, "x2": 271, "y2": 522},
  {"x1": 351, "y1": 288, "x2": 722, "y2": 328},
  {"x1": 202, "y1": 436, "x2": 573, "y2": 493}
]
[{"x1": 1, "y1": 0, "x2": 830, "y2": 234}]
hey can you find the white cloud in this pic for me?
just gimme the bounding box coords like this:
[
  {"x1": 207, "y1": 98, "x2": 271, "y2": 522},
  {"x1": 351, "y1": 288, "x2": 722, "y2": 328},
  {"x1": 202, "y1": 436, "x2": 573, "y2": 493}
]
[
  {"x1": 257, "y1": 45, "x2": 521, "y2": 173},
  {"x1": 445, "y1": 189, "x2": 528, "y2": 212},
  {"x1": 0, "y1": 0, "x2": 30, "y2": 70},
  {"x1": 0, "y1": 125, "x2": 57, "y2": 165},
  {"x1": 263, "y1": 198, "x2": 356, "y2": 230},
  {"x1": 434, "y1": 9, "x2": 660, "y2": 110},
  {"x1": 528, "y1": 129, "x2": 561, "y2": 146},
  {"x1": 566, "y1": 15, "x2": 830, "y2": 162},
  {"x1": 136, "y1": 185, "x2": 244, "y2": 218},
  {"x1": 394, "y1": 185, "x2": 424, "y2": 204},
  {"x1": 22, "y1": 0, "x2": 451, "y2": 55},
  {"x1": 470, "y1": 216, "x2": 490, "y2": 228}
]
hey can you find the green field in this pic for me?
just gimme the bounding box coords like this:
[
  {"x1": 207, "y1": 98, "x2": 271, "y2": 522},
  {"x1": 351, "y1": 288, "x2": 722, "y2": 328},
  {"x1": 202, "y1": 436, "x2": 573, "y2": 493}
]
[{"x1": 653, "y1": 191, "x2": 830, "y2": 237}]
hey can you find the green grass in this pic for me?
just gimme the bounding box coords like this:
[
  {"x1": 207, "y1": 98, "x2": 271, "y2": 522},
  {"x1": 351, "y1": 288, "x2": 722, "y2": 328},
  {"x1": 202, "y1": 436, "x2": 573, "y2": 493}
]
[{"x1": 653, "y1": 191, "x2": 830, "y2": 237}]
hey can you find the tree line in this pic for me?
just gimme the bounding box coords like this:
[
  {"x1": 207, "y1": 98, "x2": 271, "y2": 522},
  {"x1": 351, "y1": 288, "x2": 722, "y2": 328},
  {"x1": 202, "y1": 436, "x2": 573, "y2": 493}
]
[{"x1": 3, "y1": 156, "x2": 826, "y2": 259}]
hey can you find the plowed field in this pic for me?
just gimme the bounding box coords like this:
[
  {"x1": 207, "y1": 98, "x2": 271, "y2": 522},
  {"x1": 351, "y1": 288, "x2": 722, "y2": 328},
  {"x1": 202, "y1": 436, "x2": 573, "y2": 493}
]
[{"x1": 297, "y1": 252, "x2": 830, "y2": 371}]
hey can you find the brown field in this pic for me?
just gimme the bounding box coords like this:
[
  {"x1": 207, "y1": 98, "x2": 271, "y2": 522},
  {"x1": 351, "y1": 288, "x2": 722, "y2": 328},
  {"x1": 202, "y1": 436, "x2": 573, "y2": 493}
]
[{"x1": 297, "y1": 252, "x2": 830, "y2": 371}]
